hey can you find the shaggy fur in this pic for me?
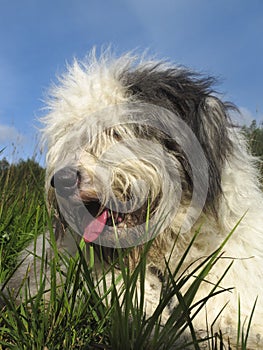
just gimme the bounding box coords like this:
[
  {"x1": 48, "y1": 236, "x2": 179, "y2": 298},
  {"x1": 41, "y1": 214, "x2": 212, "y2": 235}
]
[{"x1": 3, "y1": 50, "x2": 263, "y2": 348}]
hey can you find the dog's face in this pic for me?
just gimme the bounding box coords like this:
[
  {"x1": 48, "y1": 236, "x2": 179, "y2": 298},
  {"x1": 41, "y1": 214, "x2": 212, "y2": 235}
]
[
  {"x1": 49, "y1": 104, "x2": 191, "y2": 247},
  {"x1": 43, "y1": 53, "x2": 234, "y2": 249}
]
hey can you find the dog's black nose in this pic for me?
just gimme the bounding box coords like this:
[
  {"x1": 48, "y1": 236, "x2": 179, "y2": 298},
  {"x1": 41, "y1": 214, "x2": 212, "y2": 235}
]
[{"x1": 51, "y1": 167, "x2": 79, "y2": 197}]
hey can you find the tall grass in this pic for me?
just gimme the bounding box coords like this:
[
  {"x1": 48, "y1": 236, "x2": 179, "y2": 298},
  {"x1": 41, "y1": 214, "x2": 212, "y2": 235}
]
[
  {"x1": 0, "y1": 158, "x2": 45, "y2": 278},
  {"x1": 0, "y1": 158, "x2": 255, "y2": 349}
]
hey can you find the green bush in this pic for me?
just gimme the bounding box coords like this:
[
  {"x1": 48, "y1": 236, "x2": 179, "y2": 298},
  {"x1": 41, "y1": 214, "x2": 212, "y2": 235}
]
[
  {"x1": 242, "y1": 119, "x2": 263, "y2": 176},
  {"x1": 0, "y1": 157, "x2": 45, "y2": 273}
]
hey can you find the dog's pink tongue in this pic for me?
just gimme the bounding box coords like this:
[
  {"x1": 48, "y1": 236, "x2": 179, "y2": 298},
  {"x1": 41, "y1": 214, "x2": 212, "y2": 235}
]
[{"x1": 83, "y1": 210, "x2": 108, "y2": 243}]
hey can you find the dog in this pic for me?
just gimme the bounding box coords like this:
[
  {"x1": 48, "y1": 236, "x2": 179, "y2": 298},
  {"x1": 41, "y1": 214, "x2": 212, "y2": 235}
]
[{"x1": 3, "y1": 50, "x2": 263, "y2": 348}]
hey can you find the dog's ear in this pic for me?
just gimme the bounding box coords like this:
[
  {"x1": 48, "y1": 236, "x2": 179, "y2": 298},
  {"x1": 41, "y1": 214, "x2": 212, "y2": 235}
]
[
  {"x1": 161, "y1": 95, "x2": 234, "y2": 209},
  {"x1": 124, "y1": 65, "x2": 235, "y2": 208},
  {"x1": 196, "y1": 96, "x2": 234, "y2": 204}
]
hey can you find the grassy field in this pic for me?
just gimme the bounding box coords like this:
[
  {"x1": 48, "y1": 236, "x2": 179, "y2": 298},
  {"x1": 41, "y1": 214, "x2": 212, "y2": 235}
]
[{"x1": 0, "y1": 156, "x2": 258, "y2": 349}]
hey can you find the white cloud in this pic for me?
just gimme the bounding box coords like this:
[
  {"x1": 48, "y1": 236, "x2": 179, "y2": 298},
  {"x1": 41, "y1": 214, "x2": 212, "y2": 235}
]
[
  {"x1": 229, "y1": 106, "x2": 263, "y2": 126},
  {"x1": 238, "y1": 107, "x2": 255, "y2": 125},
  {"x1": 0, "y1": 124, "x2": 25, "y2": 144}
]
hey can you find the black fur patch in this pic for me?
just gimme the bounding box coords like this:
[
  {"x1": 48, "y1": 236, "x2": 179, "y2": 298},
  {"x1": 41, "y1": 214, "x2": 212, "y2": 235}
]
[{"x1": 121, "y1": 65, "x2": 236, "y2": 209}]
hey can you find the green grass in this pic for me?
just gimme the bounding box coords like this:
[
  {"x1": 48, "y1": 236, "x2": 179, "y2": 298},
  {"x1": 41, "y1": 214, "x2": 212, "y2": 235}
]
[{"x1": 0, "y1": 158, "x2": 256, "y2": 349}]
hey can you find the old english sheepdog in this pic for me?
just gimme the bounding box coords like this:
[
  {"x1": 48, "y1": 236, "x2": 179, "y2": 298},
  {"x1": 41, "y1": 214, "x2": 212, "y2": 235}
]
[{"x1": 3, "y1": 50, "x2": 263, "y2": 348}]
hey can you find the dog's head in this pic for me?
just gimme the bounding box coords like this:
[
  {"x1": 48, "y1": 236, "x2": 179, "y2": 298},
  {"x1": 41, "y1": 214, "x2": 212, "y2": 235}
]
[{"x1": 41, "y1": 51, "x2": 235, "y2": 249}]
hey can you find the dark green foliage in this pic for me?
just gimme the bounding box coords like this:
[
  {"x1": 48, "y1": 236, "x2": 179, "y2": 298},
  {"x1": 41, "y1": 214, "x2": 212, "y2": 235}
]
[
  {"x1": 0, "y1": 157, "x2": 45, "y2": 273},
  {"x1": 242, "y1": 120, "x2": 263, "y2": 157},
  {"x1": 241, "y1": 120, "x2": 263, "y2": 176}
]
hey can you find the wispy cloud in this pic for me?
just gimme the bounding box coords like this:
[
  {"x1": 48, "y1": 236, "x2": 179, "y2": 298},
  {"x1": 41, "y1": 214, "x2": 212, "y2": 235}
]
[
  {"x1": 0, "y1": 124, "x2": 25, "y2": 144},
  {"x1": 230, "y1": 106, "x2": 263, "y2": 126}
]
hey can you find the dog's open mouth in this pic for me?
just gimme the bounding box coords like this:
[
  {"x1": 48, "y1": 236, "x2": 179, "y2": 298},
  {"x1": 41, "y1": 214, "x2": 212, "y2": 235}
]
[
  {"x1": 51, "y1": 167, "x2": 127, "y2": 243},
  {"x1": 82, "y1": 201, "x2": 125, "y2": 243}
]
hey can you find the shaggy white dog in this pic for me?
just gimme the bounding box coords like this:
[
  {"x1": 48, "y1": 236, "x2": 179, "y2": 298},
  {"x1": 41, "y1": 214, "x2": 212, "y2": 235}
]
[{"x1": 3, "y1": 50, "x2": 263, "y2": 348}]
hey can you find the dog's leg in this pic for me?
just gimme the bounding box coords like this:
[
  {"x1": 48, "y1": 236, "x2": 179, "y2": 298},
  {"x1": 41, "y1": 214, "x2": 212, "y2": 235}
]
[
  {"x1": 0, "y1": 232, "x2": 53, "y2": 305},
  {"x1": 0, "y1": 223, "x2": 81, "y2": 306}
]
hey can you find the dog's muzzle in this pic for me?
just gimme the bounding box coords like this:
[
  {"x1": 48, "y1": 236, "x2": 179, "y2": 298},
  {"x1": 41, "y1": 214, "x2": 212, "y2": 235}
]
[
  {"x1": 50, "y1": 166, "x2": 126, "y2": 243},
  {"x1": 51, "y1": 166, "x2": 79, "y2": 197}
]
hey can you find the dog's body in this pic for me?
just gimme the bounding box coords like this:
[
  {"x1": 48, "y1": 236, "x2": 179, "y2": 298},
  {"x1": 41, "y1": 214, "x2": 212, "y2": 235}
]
[{"x1": 3, "y1": 51, "x2": 263, "y2": 348}]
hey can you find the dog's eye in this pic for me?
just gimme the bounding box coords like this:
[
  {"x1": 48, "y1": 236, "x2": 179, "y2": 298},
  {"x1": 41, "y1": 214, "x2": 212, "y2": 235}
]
[
  {"x1": 112, "y1": 130, "x2": 122, "y2": 141},
  {"x1": 105, "y1": 128, "x2": 122, "y2": 141}
]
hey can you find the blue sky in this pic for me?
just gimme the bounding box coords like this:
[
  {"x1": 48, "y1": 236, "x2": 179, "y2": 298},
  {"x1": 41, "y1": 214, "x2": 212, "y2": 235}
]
[{"x1": 0, "y1": 0, "x2": 263, "y2": 163}]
